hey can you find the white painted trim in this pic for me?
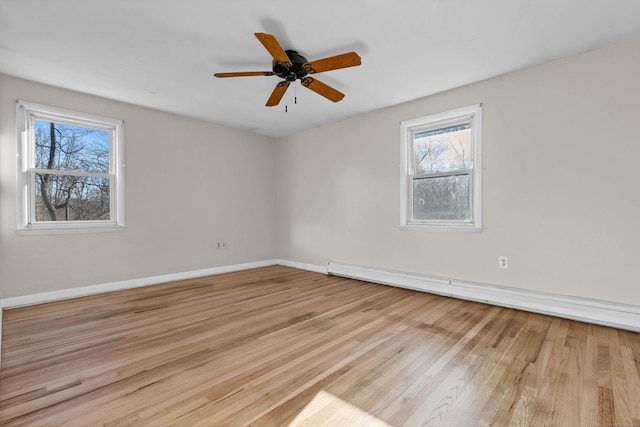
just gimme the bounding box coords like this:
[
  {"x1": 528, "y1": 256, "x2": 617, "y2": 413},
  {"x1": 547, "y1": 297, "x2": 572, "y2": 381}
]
[
  {"x1": 399, "y1": 224, "x2": 483, "y2": 233},
  {"x1": 276, "y1": 259, "x2": 328, "y2": 274},
  {"x1": 0, "y1": 259, "x2": 328, "y2": 312},
  {"x1": 16, "y1": 225, "x2": 127, "y2": 236},
  {"x1": 400, "y1": 103, "x2": 483, "y2": 230},
  {"x1": 0, "y1": 259, "x2": 323, "y2": 368},
  {"x1": 3, "y1": 258, "x2": 637, "y2": 370},
  {"x1": 15, "y1": 100, "x2": 126, "y2": 234},
  {"x1": 1, "y1": 260, "x2": 279, "y2": 310},
  {"x1": 326, "y1": 261, "x2": 640, "y2": 332}
]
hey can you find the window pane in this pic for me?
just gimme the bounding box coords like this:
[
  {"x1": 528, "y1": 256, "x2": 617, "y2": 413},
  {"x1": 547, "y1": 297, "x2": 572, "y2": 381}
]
[
  {"x1": 412, "y1": 174, "x2": 469, "y2": 221},
  {"x1": 35, "y1": 173, "x2": 110, "y2": 221},
  {"x1": 413, "y1": 124, "x2": 471, "y2": 174},
  {"x1": 34, "y1": 120, "x2": 110, "y2": 173}
]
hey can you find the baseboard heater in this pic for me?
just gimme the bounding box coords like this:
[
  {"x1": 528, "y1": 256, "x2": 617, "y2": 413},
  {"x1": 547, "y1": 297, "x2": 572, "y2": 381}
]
[{"x1": 326, "y1": 261, "x2": 640, "y2": 332}]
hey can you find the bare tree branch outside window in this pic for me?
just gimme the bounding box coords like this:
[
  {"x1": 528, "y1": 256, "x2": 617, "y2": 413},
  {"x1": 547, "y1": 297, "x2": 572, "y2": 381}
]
[
  {"x1": 412, "y1": 124, "x2": 471, "y2": 220},
  {"x1": 34, "y1": 120, "x2": 111, "y2": 222}
]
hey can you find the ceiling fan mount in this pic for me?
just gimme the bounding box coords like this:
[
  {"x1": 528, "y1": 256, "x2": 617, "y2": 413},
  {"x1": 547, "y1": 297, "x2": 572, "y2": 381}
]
[
  {"x1": 273, "y1": 50, "x2": 309, "y2": 81},
  {"x1": 214, "y1": 33, "x2": 361, "y2": 107}
]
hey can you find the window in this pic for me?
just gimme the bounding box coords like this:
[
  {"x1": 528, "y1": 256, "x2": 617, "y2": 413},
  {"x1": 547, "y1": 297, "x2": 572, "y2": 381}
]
[
  {"x1": 400, "y1": 104, "x2": 482, "y2": 231},
  {"x1": 16, "y1": 100, "x2": 125, "y2": 234}
]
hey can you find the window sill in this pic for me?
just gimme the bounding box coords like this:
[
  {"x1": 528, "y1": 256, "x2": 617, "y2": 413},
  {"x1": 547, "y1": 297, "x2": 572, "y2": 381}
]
[
  {"x1": 17, "y1": 225, "x2": 126, "y2": 236},
  {"x1": 399, "y1": 224, "x2": 483, "y2": 233}
]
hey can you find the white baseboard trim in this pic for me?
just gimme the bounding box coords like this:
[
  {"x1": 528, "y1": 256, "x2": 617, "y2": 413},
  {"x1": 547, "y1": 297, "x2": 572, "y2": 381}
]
[
  {"x1": 326, "y1": 261, "x2": 640, "y2": 332},
  {"x1": 5, "y1": 258, "x2": 636, "y2": 340},
  {"x1": 276, "y1": 259, "x2": 328, "y2": 275},
  {"x1": 1, "y1": 259, "x2": 280, "y2": 310},
  {"x1": 0, "y1": 259, "x2": 328, "y2": 312},
  {"x1": 0, "y1": 258, "x2": 327, "y2": 366}
]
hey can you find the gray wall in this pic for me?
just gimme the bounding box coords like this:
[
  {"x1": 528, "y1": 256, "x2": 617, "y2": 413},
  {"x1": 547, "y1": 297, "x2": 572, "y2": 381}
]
[
  {"x1": 0, "y1": 75, "x2": 277, "y2": 298},
  {"x1": 2, "y1": 38, "x2": 639, "y2": 307},
  {"x1": 276, "y1": 38, "x2": 640, "y2": 305}
]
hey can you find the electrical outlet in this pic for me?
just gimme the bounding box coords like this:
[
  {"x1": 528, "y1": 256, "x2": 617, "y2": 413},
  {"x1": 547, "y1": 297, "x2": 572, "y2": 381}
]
[
  {"x1": 498, "y1": 256, "x2": 509, "y2": 269},
  {"x1": 216, "y1": 242, "x2": 226, "y2": 249}
]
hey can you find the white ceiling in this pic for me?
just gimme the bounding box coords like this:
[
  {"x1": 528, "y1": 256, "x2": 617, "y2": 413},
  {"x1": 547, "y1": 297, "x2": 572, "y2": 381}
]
[{"x1": 2, "y1": 1, "x2": 640, "y2": 138}]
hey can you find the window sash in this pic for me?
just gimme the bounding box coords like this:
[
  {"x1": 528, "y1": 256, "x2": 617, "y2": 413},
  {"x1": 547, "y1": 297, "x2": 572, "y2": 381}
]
[
  {"x1": 27, "y1": 117, "x2": 117, "y2": 175},
  {"x1": 28, "y1": 170, "x2": 115, "y2": 224},
  {"x1": 408, "y1": 121, "x2": 475, "y2": 224},
  {"x1": 399, "y1": 103, "x2": 482, "y2": 231},
  {"x1": 409, "y1": 168, "x2": 472, "y2": 180},
  {"x1": 16, "y1": 100, "x2": 125, "y2": 234},
  {"x1": 408, "y1": 171, "x2": 473, "y2": 224},
  {"x1": 409, "y1": 120, "x2": 473, "y2": 175},
  {"x1": 30, "y1": 168, "x2": 111, "y2": 179}
]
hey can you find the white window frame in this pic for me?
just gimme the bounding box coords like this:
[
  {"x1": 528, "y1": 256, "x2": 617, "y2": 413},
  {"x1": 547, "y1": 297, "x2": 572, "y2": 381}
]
[
  {"x1": 400, "y1": 104, "x2": 482, "y2": 232},
  {"x1": 16, "y1": 100, "x2": 125, "y2": 235}
]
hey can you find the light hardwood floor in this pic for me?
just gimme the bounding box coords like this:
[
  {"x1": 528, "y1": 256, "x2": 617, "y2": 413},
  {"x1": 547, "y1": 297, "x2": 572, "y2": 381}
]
[{"x1": 1, "y1": 266, "x2": 639, "y2": 426}]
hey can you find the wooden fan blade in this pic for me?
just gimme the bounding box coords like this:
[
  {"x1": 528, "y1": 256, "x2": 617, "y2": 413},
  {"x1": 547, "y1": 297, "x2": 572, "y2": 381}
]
[
  {"x1": 303, "y1": 52, "x2": 361, "y2": 74},
  {"x1": 266, "y1": 81, "x2": 290, "y2": 106},
  {"x1": 214, "y1": 71, "x2": 275, "y2": 78},
  {"x1": 255, "y1": 32, "x2": 292, "y2": 66},
  {"x1": 300, "y1": 77, "x2": 345, "y2": 102}
]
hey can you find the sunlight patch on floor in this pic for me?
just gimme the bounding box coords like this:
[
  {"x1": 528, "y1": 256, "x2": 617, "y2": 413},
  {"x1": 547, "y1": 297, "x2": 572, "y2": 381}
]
[{"x1": 289, "y1": 390, "x2": 392, "y2": 427}]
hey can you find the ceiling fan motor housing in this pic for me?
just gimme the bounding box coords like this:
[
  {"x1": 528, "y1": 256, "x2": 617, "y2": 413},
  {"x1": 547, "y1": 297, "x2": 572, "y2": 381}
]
[{"x1": 273, "y1": 50, "x2": 309, "y2": 81}]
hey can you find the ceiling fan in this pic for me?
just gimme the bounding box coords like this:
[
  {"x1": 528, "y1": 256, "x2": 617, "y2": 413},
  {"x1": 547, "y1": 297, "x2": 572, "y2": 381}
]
[{"x1": 214, "y1": 33, "x2": 361, "y2": 107}]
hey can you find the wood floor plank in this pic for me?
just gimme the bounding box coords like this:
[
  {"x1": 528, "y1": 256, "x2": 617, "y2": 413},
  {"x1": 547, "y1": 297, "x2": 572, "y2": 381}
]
[{"x1": 2, "y1": 266, "x2": 640, "y2": 426}]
